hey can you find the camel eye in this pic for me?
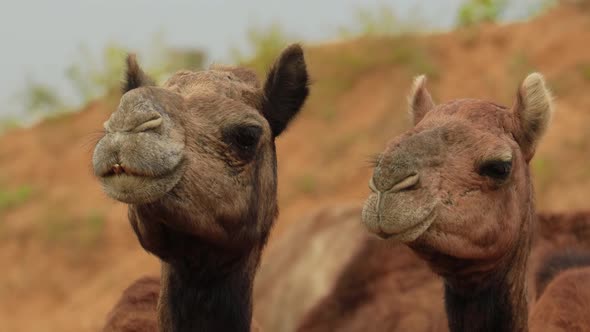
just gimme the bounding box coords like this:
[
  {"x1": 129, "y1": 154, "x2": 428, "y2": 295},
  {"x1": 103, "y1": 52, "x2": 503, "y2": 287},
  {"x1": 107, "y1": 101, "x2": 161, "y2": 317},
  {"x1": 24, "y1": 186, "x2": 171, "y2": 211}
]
[
  {"x1": 234, "y1": 126, "x2": 261, "y2": 148},
  {"x1": 478, "y1": 160, "x2": 512, "y2": 181},
  {"x1": 223, "y1": 125, "x2": 262, "y2": 156}
]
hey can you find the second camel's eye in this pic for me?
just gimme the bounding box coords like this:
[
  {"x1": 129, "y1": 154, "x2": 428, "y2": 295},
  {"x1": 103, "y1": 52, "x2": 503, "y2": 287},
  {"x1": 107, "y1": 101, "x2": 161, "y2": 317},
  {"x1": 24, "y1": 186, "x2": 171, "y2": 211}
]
[{"x1": 478, "y1": 160, "x2": 512, "y2": 181}]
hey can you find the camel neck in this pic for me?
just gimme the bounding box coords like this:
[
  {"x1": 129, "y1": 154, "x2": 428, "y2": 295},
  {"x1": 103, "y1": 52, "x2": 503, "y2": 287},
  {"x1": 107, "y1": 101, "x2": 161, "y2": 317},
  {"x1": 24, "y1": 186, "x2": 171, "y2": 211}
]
[
  {"x1": 443, "y1": 216, "x2": 532, "y2": 332},
  {"x1": 157, "y1": 243, "x2": 260, "y2": 332},
  {"x1": 444, "y1": 269, "x2": 529, "y2": 332}
]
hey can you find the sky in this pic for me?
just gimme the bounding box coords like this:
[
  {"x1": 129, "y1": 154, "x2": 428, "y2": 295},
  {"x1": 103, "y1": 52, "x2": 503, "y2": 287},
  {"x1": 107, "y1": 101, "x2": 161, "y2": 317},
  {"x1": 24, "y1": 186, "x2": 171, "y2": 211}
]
[{"x1": 0, "y1": 0, "x2": 545, "y2": 119}]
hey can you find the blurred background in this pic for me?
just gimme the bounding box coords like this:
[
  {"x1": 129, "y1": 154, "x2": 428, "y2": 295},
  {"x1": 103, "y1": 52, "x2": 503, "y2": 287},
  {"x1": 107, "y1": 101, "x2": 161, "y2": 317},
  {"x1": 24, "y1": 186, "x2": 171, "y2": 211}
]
[{"x1": 1, "y1": 0, "x2": 589, "y2": 331}]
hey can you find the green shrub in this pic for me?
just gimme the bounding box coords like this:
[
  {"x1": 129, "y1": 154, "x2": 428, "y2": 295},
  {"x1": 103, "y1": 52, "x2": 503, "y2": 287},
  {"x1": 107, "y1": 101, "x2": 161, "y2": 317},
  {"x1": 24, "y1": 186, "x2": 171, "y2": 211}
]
[
  {"x1": 579, "y1": 63, "x2": 590, "y2": 81},
  {"x1": 532, "y1": 157, "x2": 554, "y2": 192},
  {"x1": 507, "y1": 51, "x2": 536, "y2": 86},
  {"x1": 457, "y1": 0, "x2": 508, "y2": 27},
  {"x1": 20, "y1": 80, "x2": 65, "y2": 116},
  {"x1": 0, "y1": 185, "x2": 33, "y2": 212},
  {"x1": 391, "y1": 38, "x2": 439, "y2": 78},
  {"x1": 65, "y1": 44, "x2": 128, "y2": 103},
  {"x1": 42, "y1": 209, "x2": 106, "y2": 248},
  {"x1": 339, "y1": 5, "x2": 400, "y2": 38},
  {"x1": 19, "y1": 37, "x2": 206, "y2": 121},
  {"x1": 295, "y1": 174, "x2": 318, "y2": 195},
  {"x1": 0, "y1": 117, "x2": 21, "y2": 134},
  {"x1": 230, "y1": 23, "x2": 292, "y2": 76}
]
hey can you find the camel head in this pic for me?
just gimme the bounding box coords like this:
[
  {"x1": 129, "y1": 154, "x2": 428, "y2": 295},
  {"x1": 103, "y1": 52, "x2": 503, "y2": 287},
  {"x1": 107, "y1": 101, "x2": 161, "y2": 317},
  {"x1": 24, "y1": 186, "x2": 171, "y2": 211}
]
[
  {"x1": 93, "y1": 44, "x2": 309, "y2": 251},
  {"x1": 362, "y1": 74, "x2": 553, "y2": 281}
]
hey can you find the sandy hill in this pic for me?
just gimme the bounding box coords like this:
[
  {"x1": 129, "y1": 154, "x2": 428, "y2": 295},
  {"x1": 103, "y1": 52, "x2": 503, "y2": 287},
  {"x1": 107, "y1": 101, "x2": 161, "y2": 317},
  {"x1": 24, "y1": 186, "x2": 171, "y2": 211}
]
[{"x1": 0, "y1": 4, "x2": 589, "y2": 331}]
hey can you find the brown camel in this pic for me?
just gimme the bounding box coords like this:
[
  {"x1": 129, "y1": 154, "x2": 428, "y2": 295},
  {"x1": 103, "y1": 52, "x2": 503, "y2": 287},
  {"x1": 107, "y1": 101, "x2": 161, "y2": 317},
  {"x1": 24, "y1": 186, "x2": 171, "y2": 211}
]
[
  {"x1": 93, "y1": 44, "x2": 309, "y2": 332},
  {"x1": 361, "y1": 73, "x2": 590, "y2": 331},
  {"x1": 529, "y1": 250, "x2": 590, "y2": 331},
  {"x1": 251, "y1": 76, "x2": 590, "y2": 332}
]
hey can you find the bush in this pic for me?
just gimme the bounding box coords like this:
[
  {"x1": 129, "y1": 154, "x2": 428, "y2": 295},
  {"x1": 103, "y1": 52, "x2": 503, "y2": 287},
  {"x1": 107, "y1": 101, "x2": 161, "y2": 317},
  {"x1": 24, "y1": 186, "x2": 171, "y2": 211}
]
[
  {"x1": 457, "y1": 0, "x2": 508, "y2": 27},
  {"x1": 0, "y1": 117, "x2": 22, "y2": 134},
  {"x1": 339, "y1": 5, "x2": 399, "y2": 37},
  {"x1": 295, "y1": 174, "x2": 318, "y2": 195},
  {"x1": 17, "y1": 37, "x2": 207, "y2": 122},
  {"x1": 42, "y1": 209, "x2": 106, "y2": 248},
  {"x1": 65, "y1": 44, "x2": 128, "y2": 103},
  {"x1": 338, "y1": 4, "x2": 426, "y2": 38},
  {"x1": 230, "y1": 23, "x2": 292, "y2": 76},
  {"x1": 21, "y1": 81, "x2": 65, "y2": 116},
  {"x1": 66, "y1": 41, "x2": 205, "y2": 103},
  {"x1": 0, "y1": 185, "x2": 33, "y2": 212}
]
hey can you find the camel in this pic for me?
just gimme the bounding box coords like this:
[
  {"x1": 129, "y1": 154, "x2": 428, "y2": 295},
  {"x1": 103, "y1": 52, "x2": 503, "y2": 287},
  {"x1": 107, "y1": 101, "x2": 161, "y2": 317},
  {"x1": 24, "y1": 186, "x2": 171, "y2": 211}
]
[
  {"x1": 251, "y1": 74, "x2": 590, "y2": 332},
  {"x1": 360, "y1": 73, "x2": 590, "y2": 331},
  {"x1": 92, "y1": 44, "x2": 309, "y2": 332},
  {"x1": 529, "y1": 250, "x2": 590, "y2": 331}
]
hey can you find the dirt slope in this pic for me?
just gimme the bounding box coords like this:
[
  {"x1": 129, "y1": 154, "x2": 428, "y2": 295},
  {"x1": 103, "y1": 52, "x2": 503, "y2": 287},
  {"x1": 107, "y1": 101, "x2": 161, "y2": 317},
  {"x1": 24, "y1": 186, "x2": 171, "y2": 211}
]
[{"x1": 0, "y1": 4, "x2": 589, "y2": 331}]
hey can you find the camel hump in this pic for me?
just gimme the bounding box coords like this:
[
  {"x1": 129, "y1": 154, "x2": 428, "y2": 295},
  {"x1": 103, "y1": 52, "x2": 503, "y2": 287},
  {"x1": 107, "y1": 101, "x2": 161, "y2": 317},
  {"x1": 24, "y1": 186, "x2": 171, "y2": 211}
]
[{"x1": 535, "y1": 249, "x2": 590, "y2": 297}]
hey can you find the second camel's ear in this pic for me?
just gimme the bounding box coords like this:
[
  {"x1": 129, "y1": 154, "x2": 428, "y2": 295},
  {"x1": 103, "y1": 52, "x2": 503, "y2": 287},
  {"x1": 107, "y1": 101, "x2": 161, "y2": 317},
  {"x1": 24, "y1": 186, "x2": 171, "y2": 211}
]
[
  {"x1": 122, "y1": 54, "x2": 155, "y2": 94},
  {"x1": 262, "y1": 44, "x2": 310, "y2": 137},
  {"x1": 408, "y1": 75, "x2": 435, "y2": 125},
  {"x1": 511, "y1": 73, "x2": 553, "y2": 161}
]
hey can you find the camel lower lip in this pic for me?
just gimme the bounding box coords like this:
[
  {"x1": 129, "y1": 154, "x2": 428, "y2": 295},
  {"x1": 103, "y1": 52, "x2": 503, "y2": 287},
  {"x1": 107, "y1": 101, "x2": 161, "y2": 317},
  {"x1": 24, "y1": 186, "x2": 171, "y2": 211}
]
[
  {"x1": 376, "y1": 230, "x2": 392, "y2": 239},
  {"x1": 98, "y1": 167, "x2": 183, "y2": 205},
  {"x1": 375, "y1": 211, "x2": 436, "y2": 242},
  {"x1": 102, "y1": 173, "x2": 149, "y2": 179}
]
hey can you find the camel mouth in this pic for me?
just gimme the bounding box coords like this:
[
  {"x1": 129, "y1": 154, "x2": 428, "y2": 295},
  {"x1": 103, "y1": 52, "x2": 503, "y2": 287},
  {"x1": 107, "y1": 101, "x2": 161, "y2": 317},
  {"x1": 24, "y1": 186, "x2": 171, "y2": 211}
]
[
  {"x1": 96, "y1": 159, "x2": 183, "y2": 181},
  {"x1": 93, "y1": 123, "x2": 187, "y2": 204},
  {"x1": 100, "y1": 164, "x2": 155, "y2": 178},
  {"x1": 96, "y1": 159, "x2": 185, "y2": 205},
  {"x1": 361, "y1": 193, "x2": 436, "y2": 243}
]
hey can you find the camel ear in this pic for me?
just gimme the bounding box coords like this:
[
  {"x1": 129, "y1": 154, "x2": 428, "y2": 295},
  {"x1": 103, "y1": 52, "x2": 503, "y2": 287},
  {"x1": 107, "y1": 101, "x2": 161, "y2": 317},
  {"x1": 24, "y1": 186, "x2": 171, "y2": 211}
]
[
  {"x1": 408, "y1": 75, "x2": 435, "y2": 125},
  {"x1": 262, "y1": 44, "x2": 310, "y2": 137},
  {"x1": 512, "y1": 73, "x2": 553, "y2": 161},
  {"x1": 123, "y1": 54, "x2": 155, "y2": 93}
]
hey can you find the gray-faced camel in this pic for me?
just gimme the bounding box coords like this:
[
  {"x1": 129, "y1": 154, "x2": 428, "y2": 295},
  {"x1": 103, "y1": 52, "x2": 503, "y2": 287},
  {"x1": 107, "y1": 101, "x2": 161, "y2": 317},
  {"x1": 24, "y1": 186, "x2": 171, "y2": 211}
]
[
  {"x1": 360, "y1": 73, "x2": 590, "y2": 332},
  {"x1": 92, "y1": 44, "x2": 309, "y2": 332}
]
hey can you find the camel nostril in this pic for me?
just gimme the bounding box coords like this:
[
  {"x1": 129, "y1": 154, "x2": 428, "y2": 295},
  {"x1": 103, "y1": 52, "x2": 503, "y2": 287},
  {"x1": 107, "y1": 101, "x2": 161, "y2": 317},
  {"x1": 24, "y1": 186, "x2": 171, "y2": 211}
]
[
  {"x1": 390, "y1": 173, "x2": 420, "y2": 192},
  {"x1": 133, "y1": 115, "x2": 163, "y2": 133},
  {"x1": 370, "y1": 173, "x2": 419, "y2": 193}
]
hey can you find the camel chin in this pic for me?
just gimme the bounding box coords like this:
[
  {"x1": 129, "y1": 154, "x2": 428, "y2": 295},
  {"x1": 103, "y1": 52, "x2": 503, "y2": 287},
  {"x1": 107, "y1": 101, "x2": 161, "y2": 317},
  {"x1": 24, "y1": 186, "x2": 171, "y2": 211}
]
[{"x1": 99, "y1": 172, "x2": 182, "y2": 205}]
